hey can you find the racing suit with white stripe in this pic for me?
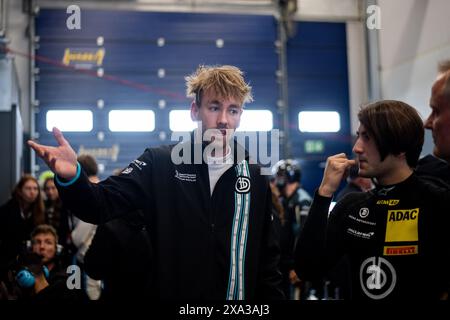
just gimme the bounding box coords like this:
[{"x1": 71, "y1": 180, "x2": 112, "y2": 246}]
[{"x1": 57, "y1": 140, "x2": 284, "y2": 300}]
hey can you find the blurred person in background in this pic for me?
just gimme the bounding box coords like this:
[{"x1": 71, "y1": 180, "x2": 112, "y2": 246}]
[
  {"x1": 417, "y1": 60, "x2": 450, "y2": 186},
  {"x1": 30, "y1": 224, "x2": 66, "y2": 284},
  {"x1": 272, "y1": 159, "x2": 311, "y2": 299},
  {"x1": 0, "y1": 175, "x2": 45, "y2": 288}
]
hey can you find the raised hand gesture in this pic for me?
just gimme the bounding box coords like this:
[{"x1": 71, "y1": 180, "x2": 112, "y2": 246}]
[{"x1": 28, "y1": 127, "x2": 78, "y2": 180}]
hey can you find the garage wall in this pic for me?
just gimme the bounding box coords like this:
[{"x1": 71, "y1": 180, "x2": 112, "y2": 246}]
[
  {"x1": 378, "y1": 0, "x2": 450, "y2": 155},
  {"x1": 34, "y1": 9, "x2": 279, "y2": 179},
  {"x1": 34, "y1": 8, "x2": 350, "y2": 194}
]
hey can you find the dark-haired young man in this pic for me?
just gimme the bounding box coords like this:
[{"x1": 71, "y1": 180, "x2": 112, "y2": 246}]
[{"x1": 295, "y1": 100, "x2": 450, "y2": 300}]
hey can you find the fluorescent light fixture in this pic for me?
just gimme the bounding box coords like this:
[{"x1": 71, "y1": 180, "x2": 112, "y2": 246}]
[
  {"x1": 108, "y1": 110, "x2": 155, "y2": 132},
  {"x1": 46, "y1": 110, "x2": 93, "y2": 132},
  {"x1": 298, "y1": 111, "x2": 340, "y2": 132},
  {"x1": 169, "y1": 110, "x2": 196, "y2": 132},
  {"x1": 237, "y1": 110, "x2": 273, "y2": 132}
]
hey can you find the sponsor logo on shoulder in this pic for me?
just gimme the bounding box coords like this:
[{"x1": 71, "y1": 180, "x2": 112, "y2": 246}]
[
  {"x1": 121, "y1": 167, "x2": 133, "y2": 175},
  {"x1": 376, "y1": 199, "x2": 400, "y2": 206},
  {"x1": 235, "y1": 176, "x2": 251, "y2": 193},
  {"x1": 174, "y1": 170, "x2": 196, "y2": 182},
  {"x1": 131, "y1": 159, "x2": 147, "y2": 170}
]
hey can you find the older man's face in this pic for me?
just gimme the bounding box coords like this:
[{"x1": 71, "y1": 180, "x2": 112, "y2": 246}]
[{"x1": 425, "y1": 75, "x2": 450, "y2": 162}]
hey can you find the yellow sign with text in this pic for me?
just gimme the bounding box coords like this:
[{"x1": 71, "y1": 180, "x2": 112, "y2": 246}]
[
  {"x1": 376, "y1": 199, "x2": 400, "y2": 206},
  {"x1": 62, "y1": 48, "x2": 105, "y2": 66},
  {"x1": 385, "y1": 208, "x2": 419, "y2": 242}
]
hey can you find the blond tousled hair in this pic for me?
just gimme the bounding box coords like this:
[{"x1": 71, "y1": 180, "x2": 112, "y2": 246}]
[{"x1": 185, "y1": 65, "x2": 253, "y2": 106}]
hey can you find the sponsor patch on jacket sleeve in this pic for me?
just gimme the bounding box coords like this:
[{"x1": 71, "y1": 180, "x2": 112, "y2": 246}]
[
  {"x1": 131, "y1": 159, "x2": 147, "y2": 170},
  {"x1": 121, "y1": 167, "x2": 133, "y2": 175}
]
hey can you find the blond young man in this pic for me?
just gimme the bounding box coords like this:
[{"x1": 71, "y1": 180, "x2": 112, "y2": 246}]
[{"x1": 29, "y1": 65, "x2": 284, "y2": 300}]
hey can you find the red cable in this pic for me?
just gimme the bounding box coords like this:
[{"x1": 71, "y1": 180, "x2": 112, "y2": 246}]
[{"x1": 1, "y1": 46, "x2": 188, "y2": 101}]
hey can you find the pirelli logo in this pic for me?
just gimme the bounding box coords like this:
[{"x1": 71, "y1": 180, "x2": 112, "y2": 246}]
[
  {"x1": 376, "y1": 199, "x2": 400, "y2": 206},
  {"x1": 385, "y1": 208, "x2": 419, "y2": 242},
  {"x1": 384, "y1": 245, "x2": 418, "y2": 256}
]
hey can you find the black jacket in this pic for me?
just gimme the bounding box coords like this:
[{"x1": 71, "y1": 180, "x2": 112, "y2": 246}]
[
  {"x1": 335, "y1": 182, "x2": 364, "y2": 203},
  {"x1": 57, "y1": 140, "x2": 284, "y2": 300},
  {"x1": 84, "y1": 211, "x2": 153, "y2": 300},
  {"x1": 0, "y1": 199, "x2": 35, "y2": 280},
  {"x1": 295, "y1": 173, "x2": 450, "y2": 300},
  {"x1": 416, "y1": 154, "x2": 450, "y2": 187}
]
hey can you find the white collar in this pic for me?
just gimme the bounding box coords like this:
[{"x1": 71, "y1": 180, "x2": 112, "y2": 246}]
[{"x1": 207, "y1": 146, "x2": 233, "y2": 165}]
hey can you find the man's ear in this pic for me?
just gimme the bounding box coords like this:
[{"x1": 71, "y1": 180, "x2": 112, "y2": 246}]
[{"x1": 190, "y1": 101, "x2": 199, "y2": 121}]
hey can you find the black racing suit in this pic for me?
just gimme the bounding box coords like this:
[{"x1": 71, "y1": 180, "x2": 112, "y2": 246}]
[
  {"x1": 295, "y1": 173, "x2": 450, "y2": 300},
  {"x1": 416, "y1": 154, "x2": 450, "y2": 187},
  {"x1": 56, "y1": 139, "x2": 284, "y2": 300}
]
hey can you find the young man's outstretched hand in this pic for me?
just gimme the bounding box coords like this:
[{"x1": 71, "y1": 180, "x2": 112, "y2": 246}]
[{"x1": 28, "y1": 127, "x2": 78, "y2": 180}]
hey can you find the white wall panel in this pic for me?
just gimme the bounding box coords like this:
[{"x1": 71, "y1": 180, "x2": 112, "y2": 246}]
[{"x1": 378, "y1": 0, "x2": 450, "y2": 155}]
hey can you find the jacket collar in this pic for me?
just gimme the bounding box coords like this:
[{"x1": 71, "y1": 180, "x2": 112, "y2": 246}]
[{"x1": 187, "y1": 130, "x2": 249, "y2": 165}]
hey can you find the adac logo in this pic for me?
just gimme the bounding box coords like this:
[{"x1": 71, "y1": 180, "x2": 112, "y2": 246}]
[
  {"x1": 385, "y1": 208, "x2": 419, "y2": 242},
  {"x1": 235, "y1": 176, "x2": 251, "y2": 193},
  {"x1": 388, "y1": 208, "x2": 418, "y2": 222},
  {"x1": 359, "y1": 207, "x2": 370, "y2": 218},
  {"x1": 62, "y1": 48, "x2": 105, "y2": 67},
  {"x1": 360, "y1": 256, "x2": 397, "y2": 300},
  {"x1": 376, "y1": 199, "x2": 400, "y2": 206}
]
